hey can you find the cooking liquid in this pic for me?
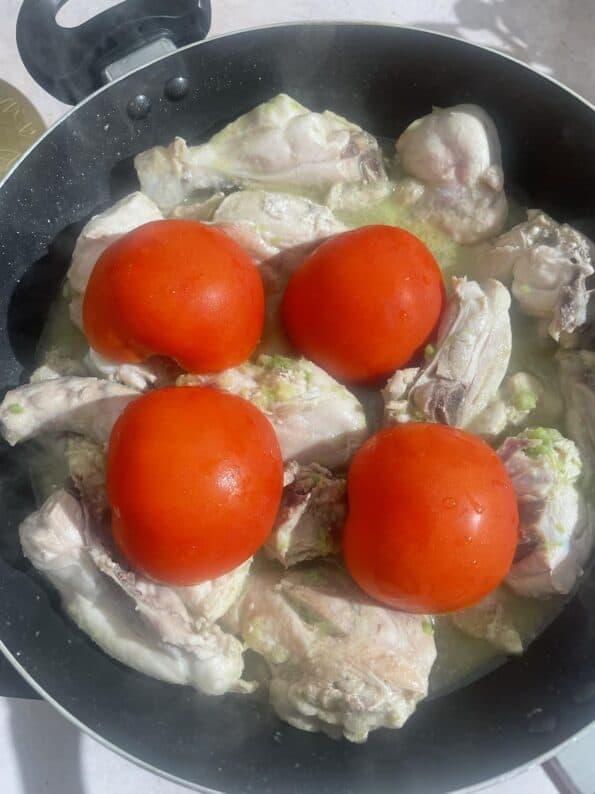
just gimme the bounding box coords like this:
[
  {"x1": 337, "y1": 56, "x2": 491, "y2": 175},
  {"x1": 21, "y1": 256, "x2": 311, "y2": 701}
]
[{"x1": 31, "y1": 179, "x2": 566, "y2": 698}]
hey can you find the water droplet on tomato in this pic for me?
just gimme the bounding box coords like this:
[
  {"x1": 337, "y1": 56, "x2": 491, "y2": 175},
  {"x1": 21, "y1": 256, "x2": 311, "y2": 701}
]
[
  {"x1": 399, "y1": 310, "x2": 408, "y2": 321},
  {"x1": 442, "y1": 497, "x2": 457, "y2": 509}
]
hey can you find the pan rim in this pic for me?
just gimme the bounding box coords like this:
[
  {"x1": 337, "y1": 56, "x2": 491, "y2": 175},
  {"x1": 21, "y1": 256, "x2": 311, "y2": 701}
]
[
  {"x1": 1, "y1": 19, "x2": 594, "y2": 794},
  {"x1": 1, "y1": 18, "x2": 593, "y2": 194}
]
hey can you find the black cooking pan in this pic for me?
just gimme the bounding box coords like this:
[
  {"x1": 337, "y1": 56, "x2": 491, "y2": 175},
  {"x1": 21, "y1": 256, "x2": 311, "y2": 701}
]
[{"x1": 2, "y1": 2, "x2": 595, "y2": 792}]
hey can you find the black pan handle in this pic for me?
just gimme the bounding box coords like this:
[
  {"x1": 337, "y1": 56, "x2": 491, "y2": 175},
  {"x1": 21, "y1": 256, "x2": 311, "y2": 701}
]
[{"x1": 16, "y1": 0, "x2": 211, "y2": 105}]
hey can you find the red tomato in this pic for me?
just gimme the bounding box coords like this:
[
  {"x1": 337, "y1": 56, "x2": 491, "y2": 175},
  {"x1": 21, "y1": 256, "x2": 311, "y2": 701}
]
[
  {"x1": 83, "y1": 220, "x2": 265, "y2": 373},
  {"x1": 107, "y1": 386, "x2": 283, "y2": 585},
  {"x1": 343, "y1": 424, "x2": 519, "y2": 613},
  {"x1": 281, "y1": 225, "x2": 444, "y2": 383}
]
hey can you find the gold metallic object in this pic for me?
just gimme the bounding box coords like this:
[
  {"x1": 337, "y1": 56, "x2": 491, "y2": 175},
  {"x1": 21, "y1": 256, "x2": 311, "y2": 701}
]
[{"x1": 0, "y1": 79, "x2": 45, "y2": 178}]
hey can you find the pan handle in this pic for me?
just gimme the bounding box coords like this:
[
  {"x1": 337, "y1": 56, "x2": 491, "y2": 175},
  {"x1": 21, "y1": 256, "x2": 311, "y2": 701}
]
[{"x1": 16, "y1": 0, "x2": 211, "y2": 105}]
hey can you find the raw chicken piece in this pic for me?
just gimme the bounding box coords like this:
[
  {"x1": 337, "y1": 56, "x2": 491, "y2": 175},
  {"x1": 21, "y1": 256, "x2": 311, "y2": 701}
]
[
  {"x1": 0, "y1": 377, "x2": 138, "y2": 446},
  {"x1": 170, "y1": 192, "x2": 225, "y2": 220},
  {"x1": 383, "y1": 278, "x2": 511, "y2": 428},
  {"x1": 395, "y1": 104, "x2": 507, "y2": 243},
  {"x1": 20, "y1": 490, "x2": 250, "y2": 695},
  {"x1": 265, "y1": 463, "x2": 346, "y2": 567},
  {"x1": 557, "y1": 350, "x2": 595, "y2": 478},
  {"x1": 469, "y1": 372, "x2": 562, "y2": 438},
  {"x1": 179, "y1": 355, "x2": 368, "y2": 468},
  {"x1": 382, "y1": 367, "x2": 421, "y2": 424},
  {"x1": 134, "y1": 94, "x2": 386, "y2": 213},
  {"x1": 66, "y1": 192, "x2": 163, "y2": 328},
  {"x1": 394, "y1": 177, "x2": 507, "y2": 245},
  {"x1": 498, "y1": 428, "x2": 593, "y2": 597},
  {"x1": 210, "y1": 190, "x2": 346, "y2": 263},
  {"x1": 134, "y1": 138, "x2": 214, "y2": 214},
  {"x1": 228, "y1": 563, "x2": 436, "y2": 742},
  {"x1": 65, "y1": 436, "x2": 108, "y2": 523},
  {"x1": 283, "y1": 460, "x2": 301, "y2": 486},
  {"x1": 485, "y1": 211, "x2": 594, "y2": 343},
  {"x1": 172, "y1": 561, "x2": 252, "y2": 626},
  {"x1": 398, "y1": 105, "x2": 503, "y2": 188},
  {"x1": 450, "y1": 588, "x2": 523, "y2": 655},
  {"x1": 84, "y1": 348, "x2": 181, "y2": 392}
]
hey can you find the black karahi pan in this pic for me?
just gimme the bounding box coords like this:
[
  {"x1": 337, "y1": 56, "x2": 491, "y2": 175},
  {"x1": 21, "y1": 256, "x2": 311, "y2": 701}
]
[{"x1": 2, "y1": 2, "x2": 595, "y2": 792}]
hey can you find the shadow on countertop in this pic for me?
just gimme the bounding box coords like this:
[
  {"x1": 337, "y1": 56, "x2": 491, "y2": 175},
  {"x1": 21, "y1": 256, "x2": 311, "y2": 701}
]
[
  {"x1": 9, "y1": 698, "x2": 84, "y2": 794},
  {"x1": 412, "y1": 0, "x2": 595, "y2": 104}
]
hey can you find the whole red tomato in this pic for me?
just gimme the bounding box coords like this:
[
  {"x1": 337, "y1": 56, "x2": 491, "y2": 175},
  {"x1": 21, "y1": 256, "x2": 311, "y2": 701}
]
[
  {"x1": 107, "y1": 386, "x2": 283, "y2": 585},
  {"x1": 281, "y1": 225, "x2": 444, "y2": 383},
  {"x1": 343, "y1": 423, "x2": 519, "y2": 612},
  {"x1": 83, "y1": 219, "x2": 264, "y2": 373}
]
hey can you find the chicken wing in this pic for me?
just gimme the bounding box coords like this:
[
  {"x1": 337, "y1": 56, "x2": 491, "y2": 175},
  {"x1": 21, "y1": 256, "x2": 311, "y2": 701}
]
[{"x1": 0, "y1": 377, "x2": 138, "y2": 447}]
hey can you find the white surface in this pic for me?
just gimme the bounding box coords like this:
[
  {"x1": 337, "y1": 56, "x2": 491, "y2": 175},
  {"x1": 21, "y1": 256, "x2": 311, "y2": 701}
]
[
  {"x1": 1, "y1": 0, "x2": 594, "y2": 128},
  {"x1": 1, "y1": 1, "x2": 593, "y2": 792}
]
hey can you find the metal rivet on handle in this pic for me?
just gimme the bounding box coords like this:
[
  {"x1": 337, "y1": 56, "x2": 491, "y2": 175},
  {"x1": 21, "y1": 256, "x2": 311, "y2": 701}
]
[
  {"x1": 127, "y1": 95, "x2": 151, "y2": 120},
  {"x1": 164, "y1": 76, "x2": 189, "y2": 100}
]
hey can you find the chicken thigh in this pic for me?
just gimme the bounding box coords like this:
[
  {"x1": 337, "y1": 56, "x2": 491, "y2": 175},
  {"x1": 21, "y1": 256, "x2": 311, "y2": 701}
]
[
  {"x1": 179, "y1": 355, "x2": 368, "y2": 468},
  {"x1": 498, "y1": 428, "x2": 593, "y2": 597},
  {"x1": 383, "y1": 278, "x2": 511, "y2": 428},
  {"x1": 20, "y1": 490, "x2": 251, "y2": 695},
  {"x1": 395, "y1": 104, "x2": 507, "y2": 243},
  {"x1": 227, "y1": 562, "x2": 436, "y2": 742},
  {"x1": 134, "y1": 94, "x2": 387, "y2": 213}
]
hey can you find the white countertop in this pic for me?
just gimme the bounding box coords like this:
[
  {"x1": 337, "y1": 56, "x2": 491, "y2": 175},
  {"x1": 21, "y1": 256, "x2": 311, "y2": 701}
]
[
  {"x1": 2, "y1": 0, "x2": 594, "y2": 130},
  {"x1": 0, "y1": 1, "x2": 593, "y2": 792}
]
